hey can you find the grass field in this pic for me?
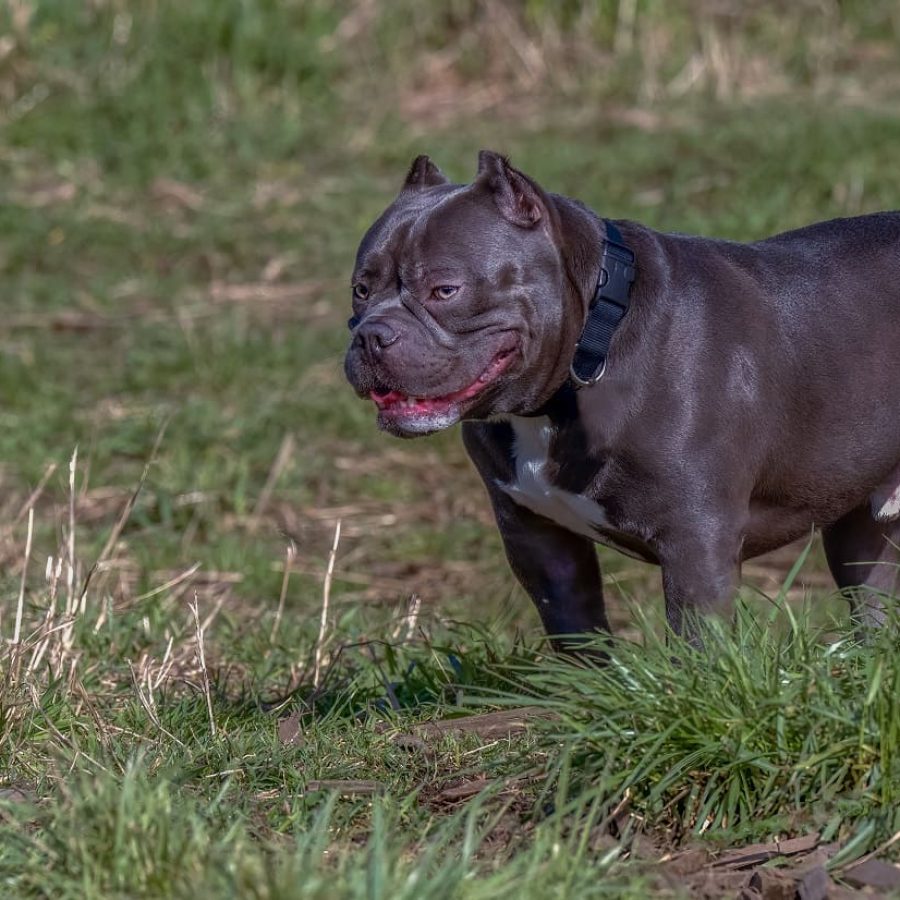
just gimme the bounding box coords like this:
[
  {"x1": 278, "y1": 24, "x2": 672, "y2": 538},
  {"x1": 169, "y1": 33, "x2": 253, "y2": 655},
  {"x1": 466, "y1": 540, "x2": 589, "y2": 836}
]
[{"x1": 2, "y1": 2, "x2": 900, "y2": 896}]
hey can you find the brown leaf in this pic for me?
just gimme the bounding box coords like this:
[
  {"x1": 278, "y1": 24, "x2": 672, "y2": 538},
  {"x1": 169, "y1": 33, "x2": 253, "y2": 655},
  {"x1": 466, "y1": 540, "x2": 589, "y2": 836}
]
[
  {"x1": 391, "y1": 734, "x2": 431, "y2": 754},
  {"x1": 776, "y1": 834, "x2": 821, "y2": 856},
  {"x1": 714, "y1": 833, "x2": 820, "y2": 869},
  {"x1": 305, "y1": 779, "x2": 384, "y2": 795},
  {"x1": 277, "y1": 712, "x2": 303, "y2": 746},
  {"x1": 433, "y1": 777, "x2": 492, "y2": 803},
  {"x1": 714, "y1": 844, "x2": 782, "y2": 869},
  {"x1": 409, "y1": 707, "x2": 555, "y2": 743},
  {"x1": 842, "y1": 858, "x2": 900, "y2": 892}
]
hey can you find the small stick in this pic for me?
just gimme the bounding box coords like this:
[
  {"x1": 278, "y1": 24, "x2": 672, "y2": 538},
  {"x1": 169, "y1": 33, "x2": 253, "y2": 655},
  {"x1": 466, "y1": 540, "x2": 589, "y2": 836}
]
[
  {"x1": 270, "y1": 542, "x2": 296, "y2": 644},
  {"x1": 13, "y1": 507, "x2": 34, "y2": 647},
  {"x1": 10, "y1": 507, "x2": 35, "y2": 678},
  {"x1": 153, "y1": 636, "x2": 175, "y2": 690},
  {"x1": 390, "y1": 592, "x2": 422, "y2": 643},
  {"x1": 131, "y1": 562, "x2": 201, "y2": 605},
  {"x1": 65, "y1": 447, "x2": 78, "y2": 617},
  {"x1": 313, "y1": 520, "x2": 341, "y2": 689},
  {"x1": 189, "y1": 592, "x2": 217, "y2": 738},
  {"x1": 404, "y1": 593, "x2": 422, "y2": 642}
]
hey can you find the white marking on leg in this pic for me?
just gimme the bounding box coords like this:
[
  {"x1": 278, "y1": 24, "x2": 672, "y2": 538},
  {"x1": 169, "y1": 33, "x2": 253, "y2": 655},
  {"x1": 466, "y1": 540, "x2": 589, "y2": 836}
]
[
  {"x1": 498, "y1": 416, "x2": 608, "y2": 541},
  {"x1": 871, "y1": 467, "x2": 900, "y2": 522}
]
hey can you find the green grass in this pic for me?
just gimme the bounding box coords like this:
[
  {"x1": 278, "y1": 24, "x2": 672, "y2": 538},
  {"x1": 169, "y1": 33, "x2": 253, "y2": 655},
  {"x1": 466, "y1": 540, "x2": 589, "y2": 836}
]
[
  {"x1": 2, "y1": 1, "x2": 900, "y2": 896},
  {"x1": 499, "y1": 612, "x2": 900, "y2": 840},
  {"x1": 0, "y1": 769, "x2": 655, "y2": 899}
]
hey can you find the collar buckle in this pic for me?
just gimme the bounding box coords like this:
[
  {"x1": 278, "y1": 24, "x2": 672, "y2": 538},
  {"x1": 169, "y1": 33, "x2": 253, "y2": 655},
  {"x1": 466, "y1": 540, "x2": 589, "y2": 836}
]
[{"x1": 569, "y1": 357, "x2": 607, "y2": 388}]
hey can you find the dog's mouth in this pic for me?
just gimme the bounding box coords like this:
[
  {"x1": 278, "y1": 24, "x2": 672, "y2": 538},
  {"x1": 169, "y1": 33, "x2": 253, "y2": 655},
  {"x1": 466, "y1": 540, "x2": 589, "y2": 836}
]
[{"x1": 369, "y1": 343, "x2": 518, "y2": 430}]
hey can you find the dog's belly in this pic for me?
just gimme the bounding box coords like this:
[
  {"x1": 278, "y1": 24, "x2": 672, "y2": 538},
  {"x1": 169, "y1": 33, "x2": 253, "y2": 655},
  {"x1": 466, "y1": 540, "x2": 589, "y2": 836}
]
[
  {"x1": 498, "y1": 417, "x2": 656, "y2": 562},
  {"x1": 744, "y1": 462, "x2": 900, "y2": 558}
]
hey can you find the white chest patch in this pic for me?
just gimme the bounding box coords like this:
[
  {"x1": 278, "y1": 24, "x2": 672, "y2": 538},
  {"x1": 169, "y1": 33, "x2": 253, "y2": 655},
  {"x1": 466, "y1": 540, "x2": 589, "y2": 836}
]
[
  {"x1": 498, "y1": 416, "x2": 608, "y2": 541},
  {"x1": 871, "y1": 471, "x2": 900, "y2": 522}
]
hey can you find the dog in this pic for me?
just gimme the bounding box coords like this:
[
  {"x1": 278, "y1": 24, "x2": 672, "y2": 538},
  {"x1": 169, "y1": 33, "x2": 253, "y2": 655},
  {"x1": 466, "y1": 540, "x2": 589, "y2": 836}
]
[{"x1": 344, "y1": 150, "x2": 900, "y2": 645}]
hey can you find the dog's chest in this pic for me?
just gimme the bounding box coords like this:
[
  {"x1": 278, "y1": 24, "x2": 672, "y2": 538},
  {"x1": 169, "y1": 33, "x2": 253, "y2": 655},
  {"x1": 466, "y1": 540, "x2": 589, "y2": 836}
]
[{"x1": 499, "y1": 417, "x2": 608, "y2": 541}]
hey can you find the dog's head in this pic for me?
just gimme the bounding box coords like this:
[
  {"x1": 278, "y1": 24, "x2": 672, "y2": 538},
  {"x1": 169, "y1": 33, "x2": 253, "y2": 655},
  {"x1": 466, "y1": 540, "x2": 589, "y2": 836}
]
[{"x1": 344, "y1": 151, "x2": 583, "y2": 437}]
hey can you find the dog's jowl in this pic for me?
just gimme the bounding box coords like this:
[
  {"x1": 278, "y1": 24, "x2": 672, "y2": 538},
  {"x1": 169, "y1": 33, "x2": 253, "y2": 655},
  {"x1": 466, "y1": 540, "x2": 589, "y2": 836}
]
[{"x1": 344, "y1": 150, "x2": 900, "y2": 645}]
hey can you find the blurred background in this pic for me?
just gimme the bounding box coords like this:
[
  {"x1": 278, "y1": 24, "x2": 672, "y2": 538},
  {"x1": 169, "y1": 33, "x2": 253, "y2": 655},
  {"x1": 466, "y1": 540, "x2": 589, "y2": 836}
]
[{"x1": 2, "y1": 0, "x2": 900, "y2": 648}]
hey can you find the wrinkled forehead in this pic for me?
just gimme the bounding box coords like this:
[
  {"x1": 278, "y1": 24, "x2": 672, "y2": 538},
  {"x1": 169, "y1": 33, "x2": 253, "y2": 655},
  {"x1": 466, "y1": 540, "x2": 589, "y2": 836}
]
[{"x1": 354, "y1": 186, "x2": 503, "y2": 276}]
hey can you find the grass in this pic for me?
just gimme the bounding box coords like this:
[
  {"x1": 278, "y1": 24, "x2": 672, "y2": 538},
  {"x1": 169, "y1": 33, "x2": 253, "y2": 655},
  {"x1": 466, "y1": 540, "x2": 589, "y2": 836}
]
[
  {"x1": 1, "y1": 1, "x2": 900, "y2": 896},
  {"x1": 0, "y1": 772, "x2": 653, "y2": 899},
  {"x1": 502, "y1": 613, "x2": 900, "y2": 840}
]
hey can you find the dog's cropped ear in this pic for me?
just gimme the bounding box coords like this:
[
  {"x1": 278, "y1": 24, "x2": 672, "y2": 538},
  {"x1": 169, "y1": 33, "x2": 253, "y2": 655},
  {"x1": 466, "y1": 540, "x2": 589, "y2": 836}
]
[
  {"x1": 403, "y1": 155, "x2": 450, "y2": 190},
  {"x1": 475, "y1": 150, "x2": 544, "y2": 228}
]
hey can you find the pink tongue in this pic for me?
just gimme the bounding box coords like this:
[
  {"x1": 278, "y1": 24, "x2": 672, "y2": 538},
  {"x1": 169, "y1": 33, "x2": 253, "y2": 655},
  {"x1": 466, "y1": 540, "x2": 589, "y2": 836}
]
[
  {"x1": 368, "y1": 346, "x2": 515, "y2": 413},
  {"x1": 371, "y1": 389, "x2": 405, "y2": 405},
  {"x1": 370, "y1": 373, "x2": 491, "y2": 410}
]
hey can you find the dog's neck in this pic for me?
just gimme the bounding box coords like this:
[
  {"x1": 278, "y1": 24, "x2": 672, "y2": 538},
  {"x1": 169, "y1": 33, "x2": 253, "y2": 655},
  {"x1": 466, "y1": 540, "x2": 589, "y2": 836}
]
[
  {"x1": 503, "y1": 194, "x2": 597, "y2": 416},
  {"x1": 521, "y1": 194, "x2": 635, "y2": 415},
  {"x1": 548, "y1": 193, "x2": 611, "y2": 319},
  {"x1": 519, "y1": 194, "x2": 663, "y2": 430}
]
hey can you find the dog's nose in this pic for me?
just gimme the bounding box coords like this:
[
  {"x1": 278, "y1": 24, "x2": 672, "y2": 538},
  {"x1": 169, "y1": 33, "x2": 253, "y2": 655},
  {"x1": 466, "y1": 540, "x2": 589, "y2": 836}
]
[{"x1": 353, "y1": 319, "x2": 400, "y2": 357}]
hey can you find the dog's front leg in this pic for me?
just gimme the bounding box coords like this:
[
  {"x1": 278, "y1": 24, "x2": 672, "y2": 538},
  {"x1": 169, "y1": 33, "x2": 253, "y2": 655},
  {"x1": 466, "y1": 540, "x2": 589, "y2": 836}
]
[
  {"x1": 463, "y1": 422, "x2": 609, "y2": 650},
  {"x1": 492, "y1": 494, "x2": 610, "y2": 646},
  {"x1": 659, "y1": 526, "x2": 742, "y2": 646}
]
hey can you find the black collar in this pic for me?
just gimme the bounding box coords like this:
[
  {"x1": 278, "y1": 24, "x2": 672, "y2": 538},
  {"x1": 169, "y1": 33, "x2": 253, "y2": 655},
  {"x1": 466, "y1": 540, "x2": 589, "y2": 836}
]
[{"x1": 569, "y1": 220, "x2": 636, "y2": 387}]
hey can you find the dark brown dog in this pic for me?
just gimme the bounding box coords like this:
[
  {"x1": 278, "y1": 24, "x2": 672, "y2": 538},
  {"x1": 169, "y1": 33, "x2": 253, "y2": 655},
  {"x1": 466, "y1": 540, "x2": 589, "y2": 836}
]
[{"x1": 345, "y1": 151, "x2": 900, "y2": 644}]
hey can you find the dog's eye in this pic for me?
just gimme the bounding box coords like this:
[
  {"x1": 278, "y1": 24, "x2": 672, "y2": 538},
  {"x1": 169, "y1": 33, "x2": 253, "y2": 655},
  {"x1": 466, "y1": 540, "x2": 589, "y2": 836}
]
[
  {"x1": 352, "y1": 283, "x2": 369, "y2": 301},
  {"x1": 432, "y1": 285, "x2": 459, "y2": 300}
]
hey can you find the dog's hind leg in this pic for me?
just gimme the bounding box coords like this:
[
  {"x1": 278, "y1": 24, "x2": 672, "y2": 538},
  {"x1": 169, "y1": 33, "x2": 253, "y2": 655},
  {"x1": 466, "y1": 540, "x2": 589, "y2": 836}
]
[{"x1": 822, "y1": 504, "x2": 900, "y2": 630}]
